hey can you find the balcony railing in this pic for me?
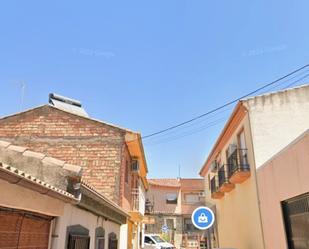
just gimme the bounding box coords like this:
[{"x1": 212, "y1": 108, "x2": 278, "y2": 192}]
[
  {"x1": 131, "y1": 188, "x2": 140, "y2": 212},
  {"x1": 210, "y1": 176, "x2": 224, "y2": 199},
  {"x1": 218, "y1": 165, "x2": 235, "y2": 192},
  {"x1": 145, "y1": 199, "x2": 154, "y2": 214},
  {"x1": 131, "y1": 187, "x2": 146, "y2": 215},
  {"x1": 227, "y1": 148, "x2": 250, "y2": 184}
]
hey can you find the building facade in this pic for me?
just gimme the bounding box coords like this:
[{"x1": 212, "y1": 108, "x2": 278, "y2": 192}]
[
  {"x1": 0, "y1": 140, "x2": 128, "y2": 249},
  {"x1": 257, "y1": 130, "x2": 309, "y2": 249},
  {"x1": 0, "y1": 94, "x2": 149, "y2": 249},
  {"x1": 145, "y1": 178, "x2": 211, "y2": 249},
  {"x1": 199, "y1": 85, "x2": 309, "y2": 249}
]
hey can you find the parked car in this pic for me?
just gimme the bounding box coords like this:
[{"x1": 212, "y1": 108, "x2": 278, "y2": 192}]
[{"x1": 144, "y1": 234, "x2": 175, "y2": 249}]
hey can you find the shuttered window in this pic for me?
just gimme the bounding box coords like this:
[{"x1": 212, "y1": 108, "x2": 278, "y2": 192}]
[
  {"x1": 68, "y1": 234, "x2": 90, "y2": 249},
  {"x1": 0, "y1": 207, "x2": 52, "y2": 249}
]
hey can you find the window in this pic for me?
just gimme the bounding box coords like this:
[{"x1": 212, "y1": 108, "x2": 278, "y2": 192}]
[
  {"x1": 66, "y1": 225, "x2": 90, "y2": 249},
  {"x1": 97, "y1": 238, "x2": 105, "y2": 249},
  {"x1": 95, "y1": 227, "x2": 105, "y2": 249},
  {"x1": 166, "y1": 193, "x2": 178, "y2": 204},
  {"x1": 125, "y1": 160, "x2": 129, "y2": 183},
  {"x1": 68, "y1": 235, "x2": 90, "y2": 249},
  {"x1": 152, "y1": 235, "x2": 165, "y2": 243},
  {"x1": 237, "y1": 129, "x2": 246, "y2": 149},
  {"x1": 144, "y1": 236, "x2": 155, "y2": 244},
  {"x1": 108, "y1": 233, "x2": 118, "y2": 249},
  {"x1": 184, "y1": 218, "x2": 197, "y2": 232},
  {"x1": 184, "y1": 193, "x2": 199, "y2": 204},
  {"x1": 237, "y1": 129, "x2": 248, "y2": 165}
]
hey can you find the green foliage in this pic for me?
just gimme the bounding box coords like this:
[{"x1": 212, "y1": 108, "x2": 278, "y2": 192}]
[{"x1": 161, "y1": 232, "x2": 170, "y2": 242}]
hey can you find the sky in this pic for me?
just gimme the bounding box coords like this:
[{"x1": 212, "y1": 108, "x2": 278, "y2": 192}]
[{"x1": 1, "y1": 0, "x2": 309, "y2": 178}]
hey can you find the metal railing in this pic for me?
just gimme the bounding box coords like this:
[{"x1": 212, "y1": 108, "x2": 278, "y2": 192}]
[
  {"x1": 131, "y1": 187, "x2": 146, "y2": 214},
  {"x1": 210, "y1": 176, "x2": 219, "y2": 194},
  {"x1": 131, "y1": 188, "x2": 140, "y2": 211},
  {"x1": 219, "y1": 165, "x2": 232, "y2": 188},
  {"x1": 227, "y1": 148, "x2": 250, "y2": 177}
]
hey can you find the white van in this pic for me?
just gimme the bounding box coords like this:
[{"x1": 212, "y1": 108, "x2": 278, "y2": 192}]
[{"x1": 144, "y1": 234, "x2": 175, "y2": 249}]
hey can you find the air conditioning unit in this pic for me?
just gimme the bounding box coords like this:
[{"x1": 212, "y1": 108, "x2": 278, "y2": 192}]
[
  {"x1": 132, "y1": 160, "x2": 140, "y2": 172},
  {"x1": 210, "y1": 160, "x2": 218, "y2": 173},
  {"x1": 228, "y1": 144, "x2": 237, "y2": 156}
]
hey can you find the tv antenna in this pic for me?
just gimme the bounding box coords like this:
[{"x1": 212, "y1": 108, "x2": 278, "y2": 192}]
[{"x1": 19, "y1": 81, "x2": 26, "y2": 111}]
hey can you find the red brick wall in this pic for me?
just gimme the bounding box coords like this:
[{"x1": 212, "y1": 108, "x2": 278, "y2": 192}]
[
  {"x1": 0, "y1": 105, "x2": 129, "y2": 204},
  {"x1": 120, "y1": 144, "x2": 133, "y2": 211}
]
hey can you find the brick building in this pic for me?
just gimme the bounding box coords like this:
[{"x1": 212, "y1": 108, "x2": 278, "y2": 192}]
[
  {"x1": 145, "y1": 178, "x2": 213, "y2": 249},
  {"x1": 0, "y1": 94, "x2": 148, "y2": 249},
  {"x1": 0, "y1": 140, "x2": 128, "y2": 249}
]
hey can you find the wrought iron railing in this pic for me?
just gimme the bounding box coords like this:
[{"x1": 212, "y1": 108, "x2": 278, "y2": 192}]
[
  {"x1": 227, "y1": 148, "x2": 250, "y2": 177},
  {"x1": 210, "y1": 176, "x2": 219, "y2": 194},
  {"x1": 218, "y1": 165, "x2": 229, "y2": 188}
]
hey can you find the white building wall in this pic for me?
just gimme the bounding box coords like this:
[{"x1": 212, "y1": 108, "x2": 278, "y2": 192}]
[
  {"x1": 51, "y1": 204, "x2": 121, "y2": 249},
  {"x1": 244, "y1": 85, "x2": 309, "y2": 168},
  {"x1": 119, "y1": 224, "x2": 128, "y2": 249},
  {"x1": 139, "y1": 181, "x2": 146, "y2": 215}
]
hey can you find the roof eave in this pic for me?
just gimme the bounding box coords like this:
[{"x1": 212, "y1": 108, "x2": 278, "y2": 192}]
[
  {"x1": 0, "y1": 163, "x2": 78, "y2": 204},
  {"x1": 199, "y1": 101, "x2": 247, "y2": 177}
]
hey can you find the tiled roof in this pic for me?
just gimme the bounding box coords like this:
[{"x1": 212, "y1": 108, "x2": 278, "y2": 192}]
[
  {"x1": 0, "y1": 140, "x2": 83, "y2": 202},
  {"x1": 0, "y1": 139, "x2": 129, "y2": 216},
  {"x1": 148, "y1": 178, "x2": 205, "y2": 190},
  {"x1": 0, "y1": 162, "x2": 77, "y2": 202},
  {"x1": 0, "y1": 140, "x2": 83, "y2": 176},
  {"x1": 148, "y1": 178, "x2": 181, "y2": 188},
  {"x1": 81, "y1": 180, "x2": 129, "y2": 217},
  {"x1": 180, "y1": 178, "x2": 204, "y2": 190}
]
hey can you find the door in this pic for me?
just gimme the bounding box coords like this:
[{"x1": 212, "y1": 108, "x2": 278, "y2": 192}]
[
  {"x1": 0, "y1": 207, "x2": 52, "y2": 249},
  {"x1": 282, "y1": 193, "x2": 309, "y2": 249}
]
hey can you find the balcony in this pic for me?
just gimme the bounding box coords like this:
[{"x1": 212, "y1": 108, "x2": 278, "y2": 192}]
[
  {"x1": 218, "y1": 165, "x2": 235, "y2": 192},
  {"x1": 130, "y1": 187, "x2": 146, "y2": 222},
  {"x1": 227, "y1": 148, "x2": 250, "y2": 184},
  {"x1": 145, "y1": 198, "x2": 154, "y2": 214},
  {"x1": 210, "y1": 176, "x2": 224, "y2": 199}
]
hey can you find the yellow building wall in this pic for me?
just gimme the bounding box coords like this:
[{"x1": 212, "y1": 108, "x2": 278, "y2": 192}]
[{"x1": 205, "y1": 116, "x2": 264, "y2": 249}]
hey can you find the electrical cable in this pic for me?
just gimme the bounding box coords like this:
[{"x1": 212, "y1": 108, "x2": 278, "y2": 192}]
[{"x1": 142, "y1": 64, "x2": 309, "y2": 139}]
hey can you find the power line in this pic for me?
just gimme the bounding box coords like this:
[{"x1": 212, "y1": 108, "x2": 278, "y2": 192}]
[
  {"x1": 282, "y1": 73, "x2": 309, "y2": 89},
  {"x1": 144, "y1": 106, "x2": 233, "y2": 141},
  {"x1": 145, "y1": 72, "x2": 309, "y2": 146},
  {"x1": 259, "y1": 68, "x2": 309, "y2": 94},
  {"x1": 142, "y1": 63, "x2": 309, "y2": 139},
  {"x1": 144, "y1": 116, "x2": 228, "y2": 146}
]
